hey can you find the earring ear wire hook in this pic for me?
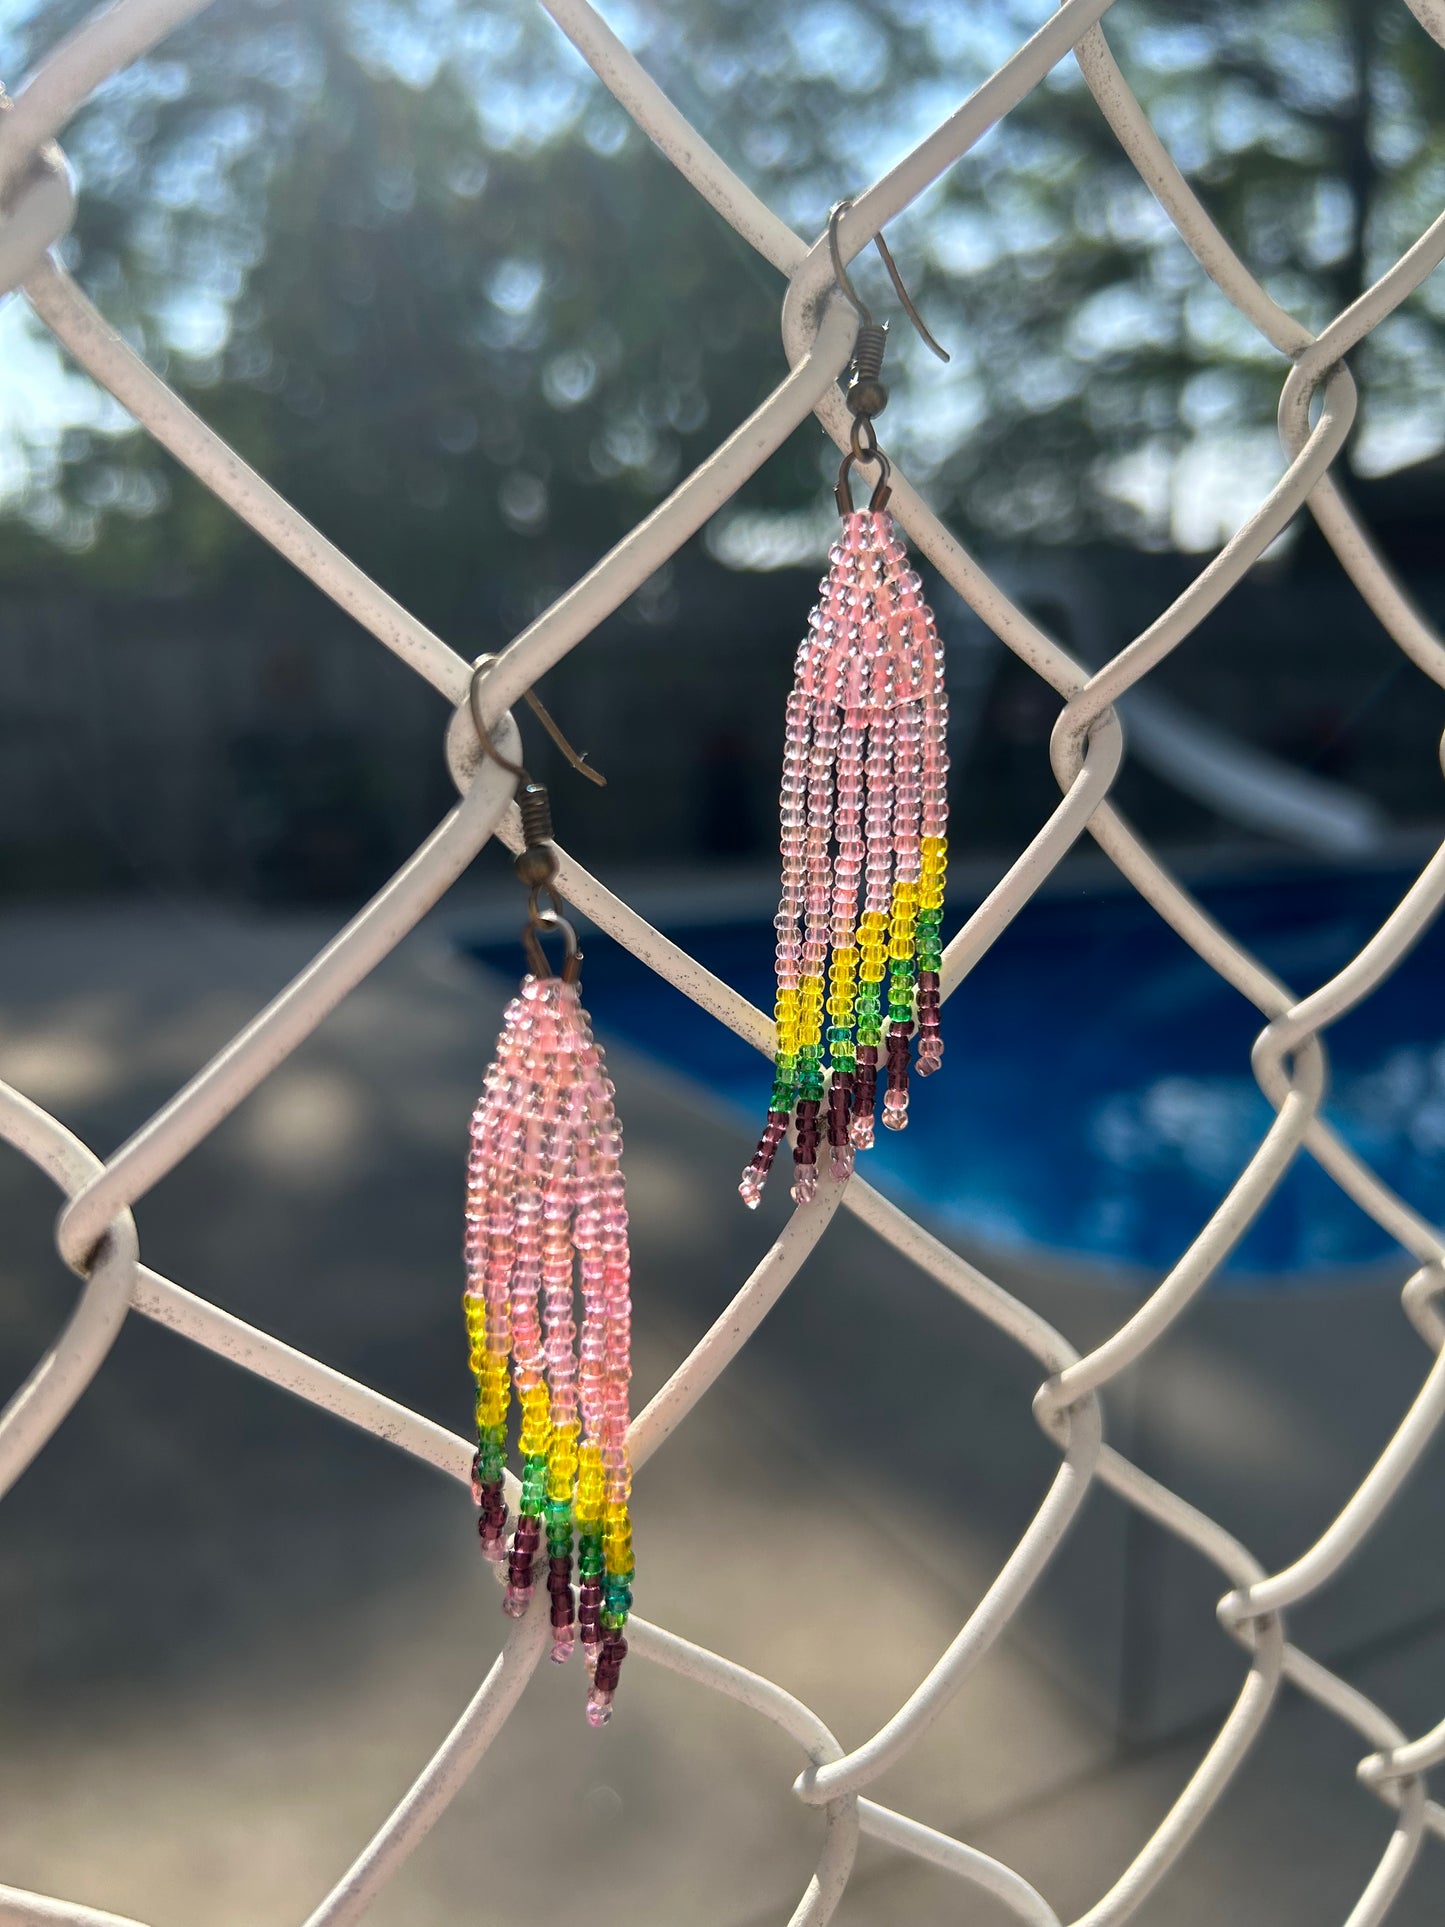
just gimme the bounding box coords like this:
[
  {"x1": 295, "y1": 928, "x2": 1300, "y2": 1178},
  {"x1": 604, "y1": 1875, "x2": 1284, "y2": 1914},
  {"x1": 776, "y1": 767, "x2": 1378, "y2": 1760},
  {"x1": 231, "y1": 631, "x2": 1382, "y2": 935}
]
[
  {"x1": 827, "y1": 200, "x2": 950, "y2": 363},
  {"x1": 468, "y1": 653, "x2": 607, "y2": 788},
  {"x1": 468, "y1": 654, "x2": 595, "y2": 985}
]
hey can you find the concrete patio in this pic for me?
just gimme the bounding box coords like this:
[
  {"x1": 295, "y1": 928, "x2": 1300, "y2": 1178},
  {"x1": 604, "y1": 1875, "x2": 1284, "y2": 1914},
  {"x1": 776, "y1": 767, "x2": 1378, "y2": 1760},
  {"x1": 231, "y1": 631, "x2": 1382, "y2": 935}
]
[{"x1": 0, "y1": 898, "x2": 1440, "y2": 1925}]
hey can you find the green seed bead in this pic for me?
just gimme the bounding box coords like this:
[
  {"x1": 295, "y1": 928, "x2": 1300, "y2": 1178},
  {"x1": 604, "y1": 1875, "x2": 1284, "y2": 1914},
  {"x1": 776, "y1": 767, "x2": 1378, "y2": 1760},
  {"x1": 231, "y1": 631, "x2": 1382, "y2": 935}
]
[
  {"x1": 889, "y1": 957, "x2": 916, "y2": 983},
  {"x1": 826, "y1": 1025, "x2": 853, "y2": 1049}
]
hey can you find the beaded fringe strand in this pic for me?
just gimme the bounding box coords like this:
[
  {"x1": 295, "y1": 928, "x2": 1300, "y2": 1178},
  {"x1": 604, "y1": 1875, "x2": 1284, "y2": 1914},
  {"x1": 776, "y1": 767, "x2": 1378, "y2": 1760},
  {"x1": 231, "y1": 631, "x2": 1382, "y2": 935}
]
[
  {"x1": 465, "y1": 974, "x2": 635, "y2": 1725},
  {"x1": 741, "y1": 509, "x2": 948, "y2": 1208}
]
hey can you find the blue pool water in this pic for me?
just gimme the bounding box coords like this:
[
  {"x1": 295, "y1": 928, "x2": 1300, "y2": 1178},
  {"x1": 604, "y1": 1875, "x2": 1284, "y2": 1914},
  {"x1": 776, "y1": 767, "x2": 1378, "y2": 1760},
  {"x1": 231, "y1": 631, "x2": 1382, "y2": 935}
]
[{"x1": 464, "y1": 865, "x2": 1445, "y2": 1281}]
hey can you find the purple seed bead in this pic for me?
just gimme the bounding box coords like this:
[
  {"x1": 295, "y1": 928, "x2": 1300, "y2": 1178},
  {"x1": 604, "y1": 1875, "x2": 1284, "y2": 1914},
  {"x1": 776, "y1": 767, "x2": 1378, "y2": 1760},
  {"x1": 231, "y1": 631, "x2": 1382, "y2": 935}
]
[
  {"x1": 883, "y1": 1022, "x2": 913, "y2": 1130},
  {"x1": 826, "y1": 1075, "x2": 852, "y2": 1147},
  {"x1": 792, "y1": 1098, "x2": 822, "y2": 1204},
  {"x1": 548, "y1": 1556, "x2": 575, "y2": 1626},
  {"x1": 740, "y1": 1109, "x2": 791, "y2": 1208},
  {"x1": 595, "y1": 1635, "x2": 628, "y2": 1693},
  {"x1": 850, "y1": 1046, "x2": 879, "y2": 1149}
]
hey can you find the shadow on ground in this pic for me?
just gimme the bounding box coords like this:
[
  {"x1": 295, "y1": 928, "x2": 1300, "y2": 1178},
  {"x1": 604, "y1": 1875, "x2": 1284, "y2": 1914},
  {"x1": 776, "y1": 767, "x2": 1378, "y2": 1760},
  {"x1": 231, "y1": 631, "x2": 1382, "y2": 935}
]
[{"x1": 0, "y1": 903, "x2": 1440, "y2": 1925}]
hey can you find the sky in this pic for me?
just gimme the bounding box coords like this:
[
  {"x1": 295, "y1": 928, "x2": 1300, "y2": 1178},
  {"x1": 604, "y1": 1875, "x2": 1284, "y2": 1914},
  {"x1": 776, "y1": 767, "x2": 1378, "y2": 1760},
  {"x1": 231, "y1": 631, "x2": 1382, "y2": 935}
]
[{"x1": 4, "y1": 0, "x2": 1444, "y2": 561}]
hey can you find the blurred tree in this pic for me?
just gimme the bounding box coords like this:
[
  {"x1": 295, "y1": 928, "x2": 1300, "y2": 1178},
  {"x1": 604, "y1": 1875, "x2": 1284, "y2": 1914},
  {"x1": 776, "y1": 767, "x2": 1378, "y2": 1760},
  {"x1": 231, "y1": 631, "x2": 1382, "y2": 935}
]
[{"x1": 2, "y1": 0, "x2": 1444, "y2": 600}]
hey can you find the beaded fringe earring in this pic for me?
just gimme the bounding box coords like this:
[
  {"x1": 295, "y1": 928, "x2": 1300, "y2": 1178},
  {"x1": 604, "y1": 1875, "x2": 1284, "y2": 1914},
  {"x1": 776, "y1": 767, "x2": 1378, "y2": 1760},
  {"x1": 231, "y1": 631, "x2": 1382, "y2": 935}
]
[
  {"x1": 741, "y1": 209, "x2": 950, "y2": 1209},
  {"x1": 464, "y1": 672, "x2": 634, "y2": 1726}
]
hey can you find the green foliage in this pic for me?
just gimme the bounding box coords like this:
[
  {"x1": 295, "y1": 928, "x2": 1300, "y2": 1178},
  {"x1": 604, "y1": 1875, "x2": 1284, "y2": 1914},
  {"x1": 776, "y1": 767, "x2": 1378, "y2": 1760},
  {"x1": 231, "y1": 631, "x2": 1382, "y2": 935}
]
[{"x1": 4, "y1": 0, "x2": 1445, "y2": 597}]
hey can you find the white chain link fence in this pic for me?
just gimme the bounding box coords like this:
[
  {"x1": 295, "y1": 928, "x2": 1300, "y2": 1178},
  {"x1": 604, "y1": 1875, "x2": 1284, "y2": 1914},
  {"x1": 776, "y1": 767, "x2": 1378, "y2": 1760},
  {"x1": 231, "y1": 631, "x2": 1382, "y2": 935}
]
[{"x1": 3, "y1": 1, "x2": 1445, "y2": 1921}]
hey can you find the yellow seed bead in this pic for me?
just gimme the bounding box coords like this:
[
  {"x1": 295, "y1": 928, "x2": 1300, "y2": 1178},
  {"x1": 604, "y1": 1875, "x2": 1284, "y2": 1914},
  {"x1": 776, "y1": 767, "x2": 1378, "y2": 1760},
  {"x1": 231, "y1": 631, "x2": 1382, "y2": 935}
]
[
  {"x1": 518, "y1": 1386, "x2": 551, "y2": 1456},
  {"x1": 921, "y1": 836, "x2": 947, "y2": 862},
  {"x1": 920, "y1": 886, "x2": 944, "y2": 911},
  {"x1": 893, "y1": 880, "x2": 919, "y2": 908},
  {"x1": 575, "y1": 1446, "x2": 605, "y2": 1522}
]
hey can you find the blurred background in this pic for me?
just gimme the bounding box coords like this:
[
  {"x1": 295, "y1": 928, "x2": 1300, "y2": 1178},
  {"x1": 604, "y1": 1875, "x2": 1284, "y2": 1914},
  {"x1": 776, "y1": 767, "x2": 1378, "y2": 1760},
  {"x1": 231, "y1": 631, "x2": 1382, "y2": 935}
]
[{"x1": 1, "y1": 0, "x2": 1444, "y2": 1921}]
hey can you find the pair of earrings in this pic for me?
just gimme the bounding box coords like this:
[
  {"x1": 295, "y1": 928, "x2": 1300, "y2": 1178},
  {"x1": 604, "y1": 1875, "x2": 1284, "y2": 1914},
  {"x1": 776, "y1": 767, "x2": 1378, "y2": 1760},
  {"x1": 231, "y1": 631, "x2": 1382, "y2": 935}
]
[{"x1": 462, "y1": 207, "x2": 950, "y2": 1724}]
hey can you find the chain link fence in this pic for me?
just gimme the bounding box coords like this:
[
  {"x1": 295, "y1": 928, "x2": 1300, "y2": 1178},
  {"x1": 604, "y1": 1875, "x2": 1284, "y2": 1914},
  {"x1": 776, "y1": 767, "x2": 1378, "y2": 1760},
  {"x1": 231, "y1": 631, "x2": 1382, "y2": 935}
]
[{"x1": 3, "y1": 1, "x2": 1445, "y2": 1921}]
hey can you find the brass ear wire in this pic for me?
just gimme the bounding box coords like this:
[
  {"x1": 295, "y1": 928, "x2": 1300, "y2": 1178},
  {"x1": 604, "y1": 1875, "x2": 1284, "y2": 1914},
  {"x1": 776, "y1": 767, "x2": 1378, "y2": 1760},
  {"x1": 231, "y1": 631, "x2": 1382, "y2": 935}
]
[
  {"x1": 468, "y1": 654, "x2": 596, "y2": 982},
  {"x1": 827, "y1": 200, "x2": 950, "y2": 515},
  {"x1": 468, "y1": 653, "x2": 606, "y2": 789},
  {"x1": 826, "y1": 200, "x2": 950, "y2": 364}
]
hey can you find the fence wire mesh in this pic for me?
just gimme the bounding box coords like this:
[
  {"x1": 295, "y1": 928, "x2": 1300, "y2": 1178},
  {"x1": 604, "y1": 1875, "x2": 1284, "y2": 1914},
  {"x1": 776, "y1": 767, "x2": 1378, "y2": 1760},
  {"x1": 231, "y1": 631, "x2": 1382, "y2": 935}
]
[{"x1": 3, "y1": 1, "x2": 1445, "y2": 1922}]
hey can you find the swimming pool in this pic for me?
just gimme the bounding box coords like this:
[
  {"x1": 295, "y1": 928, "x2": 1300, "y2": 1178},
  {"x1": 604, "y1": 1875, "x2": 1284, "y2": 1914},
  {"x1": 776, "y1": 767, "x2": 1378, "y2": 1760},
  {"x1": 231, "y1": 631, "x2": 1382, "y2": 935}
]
[{"x1": 463, "y1": 863, "x2": 1445, "y2": 1281}]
